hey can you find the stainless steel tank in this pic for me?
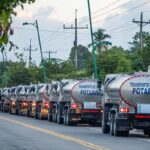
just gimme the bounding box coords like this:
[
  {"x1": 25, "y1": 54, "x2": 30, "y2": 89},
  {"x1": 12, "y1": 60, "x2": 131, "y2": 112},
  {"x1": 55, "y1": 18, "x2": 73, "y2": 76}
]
[
  {"x1": 104, "y1": 72, "x2": 150, "y2": 107},
  {"x1": 60, "y1": 79, "x2": 102, "y2": 104}
]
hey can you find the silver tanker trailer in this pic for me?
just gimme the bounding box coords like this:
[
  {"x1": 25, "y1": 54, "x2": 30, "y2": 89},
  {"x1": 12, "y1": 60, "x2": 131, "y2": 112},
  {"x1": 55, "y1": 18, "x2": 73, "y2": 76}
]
[
  {"x1": 48, "y1": 79, "x2": 102, "y2": 126},
  {"x1": 102, "y1": 70, "x2": 150, "y2": 137}
]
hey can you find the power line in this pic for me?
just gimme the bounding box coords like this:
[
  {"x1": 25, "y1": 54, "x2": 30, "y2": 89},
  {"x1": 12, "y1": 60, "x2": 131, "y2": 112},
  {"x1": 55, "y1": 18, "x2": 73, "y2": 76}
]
[
  {"x1": 93, "y1": 0, "x2": 150, "y2": 24},
  {"x1": 79, "y1": 0, "x2": 132, "y2": 24},
  {"x1": 92, "y1": 0, "x2": 122, "y2": 15}
]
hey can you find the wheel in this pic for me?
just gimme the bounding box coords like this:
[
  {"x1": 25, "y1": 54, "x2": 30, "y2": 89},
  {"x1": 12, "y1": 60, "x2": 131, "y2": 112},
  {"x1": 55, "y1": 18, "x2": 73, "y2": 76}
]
[
  {"x1": 144, "y1": 130, "x2": 150, "y2": 137},
  {"x1": 122, "y1": 131, "x2": 129, "y2": 137},
  {"x1": 48, "y1": 110, "x2": 52, "y2": 122},
  {"x1": 15, "y1": 109, "x2": 19, "y2": 115},
  {"x1": 52, "y1": 108, "x2": 57, "y2": 122},
  {"x1": 102, "y1": 124, "x2": 110, "y2": 134},
  {"x1": 113, "y1": 114, "x2": 121, "y2": 136},
  {"x1": 9, "y1": 106, "x2": 12, "y2": 114},
  {"x1": 57, "y1": 109, "x2": 63, "y2": 124},
  {"x1": 27, "y1": 110, "x2": 30, "y2": 117},
  {"x1": 35, "y1": 109, "x2": 38, "y2": 119},
  {"x1": 65, "y1": 109, "x2": 72, "y2": 126},
  {"x1": 110, "y1": 114, "x2": 115, "y2": 136}
]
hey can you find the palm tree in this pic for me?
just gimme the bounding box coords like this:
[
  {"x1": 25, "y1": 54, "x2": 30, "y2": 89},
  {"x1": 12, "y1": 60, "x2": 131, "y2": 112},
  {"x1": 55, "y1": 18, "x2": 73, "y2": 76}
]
[{"x1": 93, "y1": 28, "x2": 111, "y2": 56}]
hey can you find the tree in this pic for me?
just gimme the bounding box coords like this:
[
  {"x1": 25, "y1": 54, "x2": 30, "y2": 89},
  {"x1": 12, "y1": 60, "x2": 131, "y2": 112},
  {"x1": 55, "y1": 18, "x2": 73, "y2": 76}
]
[
  {"x1": 142, "y1": 35, "x2": 150, "y2": 70},
  {"x1": 98, "y1": 46, "x2": 132, "y2": 80},
  {"x1": 93, "y1": 28, "x2": 111, "y2": 56},
  {"x1": 69, "y1": 45, "x2": 92, "y2": 70},
  {"x1": 0, "y1": 0, "x2": 35, "y2": 48},
  {"x1": 128, "y1": 32, "x2": 150, "y2": 71}
]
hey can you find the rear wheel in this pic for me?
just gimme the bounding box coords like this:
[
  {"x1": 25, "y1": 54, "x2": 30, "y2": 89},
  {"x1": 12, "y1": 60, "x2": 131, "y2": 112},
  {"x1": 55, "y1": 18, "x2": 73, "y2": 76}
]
[
  {"x1": 9, "y1": 106, "x2": 12, "y2": 114},
  {"x1": 64, "y1": 109, "x2": 73, "y2": 126},
  {"x1": 57, "y1": 109, "x2": 63, "y2": 124},
  {"x1": 144, "y1": 130, "x2": 150, "y2": 137},
  {"x1": 48, "y1": 110, "x2": 52, "y2": 122},
  {"x1": 110, "y1": 114, "x2": 115, "y2": 136}
]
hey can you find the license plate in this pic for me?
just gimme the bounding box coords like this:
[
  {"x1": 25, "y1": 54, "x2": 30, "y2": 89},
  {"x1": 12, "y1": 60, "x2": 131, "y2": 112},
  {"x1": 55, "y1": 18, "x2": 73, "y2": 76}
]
[
  {"x1": 137, "y1": 104, "x2": 150, "y2": 114},
  {"x1": 83, "y1": 102, "x2": 96, "y2": 109}
]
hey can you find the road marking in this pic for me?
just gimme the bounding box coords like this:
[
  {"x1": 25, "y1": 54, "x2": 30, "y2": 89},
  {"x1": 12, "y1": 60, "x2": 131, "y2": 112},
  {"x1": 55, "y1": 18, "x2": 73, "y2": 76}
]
[{"x1": 0, "y1": 116, "x2": 110, "y2": 150}]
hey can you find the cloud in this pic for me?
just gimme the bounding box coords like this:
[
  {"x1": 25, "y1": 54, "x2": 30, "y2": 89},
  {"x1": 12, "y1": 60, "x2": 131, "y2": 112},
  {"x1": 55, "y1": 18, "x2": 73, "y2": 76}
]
[{"x1": 34, "y1": 6, "x2": 54, "y2": 18}]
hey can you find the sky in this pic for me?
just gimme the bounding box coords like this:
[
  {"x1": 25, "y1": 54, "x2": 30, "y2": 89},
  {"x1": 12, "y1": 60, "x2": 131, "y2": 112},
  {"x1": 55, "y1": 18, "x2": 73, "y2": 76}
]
[{"x1": 1, "y1": 0, "x2": 150, "y2": 65}]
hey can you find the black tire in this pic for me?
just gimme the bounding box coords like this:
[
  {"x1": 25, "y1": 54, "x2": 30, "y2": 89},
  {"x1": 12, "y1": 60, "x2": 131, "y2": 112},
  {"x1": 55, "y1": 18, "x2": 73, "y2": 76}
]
[
  {"x1": 35, "y1": 109, "x2": 38, "y2": 119},
  {"x1": 144, "y1": 130, "x2": 150, "y2": 137},
  {"x1": 110, "y1": 114, "x2": 115, "y2": 136},
  {"x1": 102, "y1": 124, "x2": 110, "y2": 134},
  {"x1": 15, "y1": 109, "x2": 19, "y2": 115},
  {"x1": 122, "y1": 131, "x2": 129, "y2": 137},
  {"x1": 27, "y1": 110, "x2": 30, "y2": 117},
  {"x1": 48, "y1": 110, "x2": 52, "y2": 122},
  {"x1": 9, "y1": 106, "x2": 12, "y2": 114},
  {"x1": 57, "y1": 109, "x2": 63, "y2": 124},
  {"x1": 65, "y1": 110, "x2": 72, "y2": 126}
]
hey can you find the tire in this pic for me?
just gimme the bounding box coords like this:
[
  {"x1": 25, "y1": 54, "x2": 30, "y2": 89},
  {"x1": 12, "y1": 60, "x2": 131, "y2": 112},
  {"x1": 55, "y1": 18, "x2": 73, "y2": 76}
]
[
  {"x1": 27, "y1": 110, "x2": 30, "y2": 117},
  {"x1": 113, "y1": 115, "x2": 120, "y2": 136},
  {"x1": 102, "y1": 124, "x2": 110, "y2": 134},
  {"x1": 15, "y1": 109, "x2": 19, "y2": 115},
  {"x1": 110, "y1": 114, "x2": 115, "y2": 136},
  {"x1": 122, "y1": 131, "x2": 129, "y2": 137},
  {"x1": 48, "y1": 110, "x2": 52, "y2": 122},
  {"x1": 35, "y1": 109, "x2": 38, "y2": 119},
  {"x1": 57, "y1": 109, "x2": 63, "y2": 124},
  {"x1": 144, "y1": 130, "x2": 150, "y2": 137},
  {"x1": 65, "y1": 110, "x2": 72, "y2": 126},
  {"x1": 9, "y1": 106, "x2": 12, "y2": 114}
]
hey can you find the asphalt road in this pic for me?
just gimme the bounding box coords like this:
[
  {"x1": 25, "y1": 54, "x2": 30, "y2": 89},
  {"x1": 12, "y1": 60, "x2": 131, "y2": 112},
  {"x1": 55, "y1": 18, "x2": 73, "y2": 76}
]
[{"x1": 0, "y1": 112, "x2": 150, "y2": 150}]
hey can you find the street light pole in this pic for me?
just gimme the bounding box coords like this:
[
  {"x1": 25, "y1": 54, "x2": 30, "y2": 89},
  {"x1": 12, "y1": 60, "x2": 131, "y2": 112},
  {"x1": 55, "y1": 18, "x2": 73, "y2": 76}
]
[
  {"x1": 87, "y1": 0, "x2": 98, "y2": 79},
  {"x1": 23, "y1": 20, "x2": 47, "y2": 82},
  {"x1": 35, "y1": 20, "x2": 47, "y2": 82}
]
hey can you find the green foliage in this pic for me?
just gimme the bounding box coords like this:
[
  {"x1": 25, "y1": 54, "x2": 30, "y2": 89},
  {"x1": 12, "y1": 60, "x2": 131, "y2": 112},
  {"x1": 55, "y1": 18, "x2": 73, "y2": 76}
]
[
  {"x1": 97, "y1": 46, "x2": 132, "y2": 80},
  {"x1": 93, "y1": 28, "x2": 111, "y2": 56},
  {"x1": 0, "y1": 0, "x2": 35, "y2": 48},
  {"x1": 128, "y1": 32, "x2": 150, "y2": 71},
  {"x1": 69, "y1": 45, "x2": 92, "y2": 70}
]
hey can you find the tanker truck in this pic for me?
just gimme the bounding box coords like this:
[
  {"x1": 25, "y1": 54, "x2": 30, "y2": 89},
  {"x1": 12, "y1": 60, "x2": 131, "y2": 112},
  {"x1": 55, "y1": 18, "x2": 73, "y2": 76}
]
[
  {"x1": 34, "y1": 83, "x2": 50, "y2": 120},
  {"x1": 48, "y1": 79, "x2": 102, "y2": 126},
  {"x1": 102, "y1": 71, "x2": 150, "y2": 137},
  {"x1": 9, "y1": 86, "x2": 18, "y2": 114},
  {"x1": 27, "y1": 84, "x2": 38, "y2": 117},
  {"x1": 1, "y1": 87, "x2": 11, "y2": 112},
  {"x1": 13, "y1": 85, "x2": 29, "y2": 115}
]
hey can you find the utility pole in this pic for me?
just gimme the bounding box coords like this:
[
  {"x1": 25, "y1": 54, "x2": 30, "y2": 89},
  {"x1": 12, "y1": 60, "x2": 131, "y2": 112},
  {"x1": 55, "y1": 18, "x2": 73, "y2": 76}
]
[
  {"x1": 43, "y1": 51, "x2": 56, "y2": 61},
  {"x1": 132, "y1": 12, "x2": 150, "y2": 53},
  {"x1": 87, "y1": 0, "x2": 98, "y2": 79},
  {"x1": 63, "y1": 9, "x2": 88, "y2": 70},
  {"x1": 23, "y1": 20, "x2": 47, "y2": 82},
  {"x1": 24, "y1": 39, "x2": 37, "y2": 67}
]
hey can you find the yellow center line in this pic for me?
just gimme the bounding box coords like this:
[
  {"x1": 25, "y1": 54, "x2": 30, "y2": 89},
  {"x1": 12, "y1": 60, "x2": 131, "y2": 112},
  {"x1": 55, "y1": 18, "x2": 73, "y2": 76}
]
[{"x1": 0, "y1": 116, "x2": 110, "y2": 150}]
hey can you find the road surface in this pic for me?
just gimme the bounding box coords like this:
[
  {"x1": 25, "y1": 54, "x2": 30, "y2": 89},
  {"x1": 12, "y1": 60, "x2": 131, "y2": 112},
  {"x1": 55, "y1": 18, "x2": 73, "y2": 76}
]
[{"x1": 0, "y1": 112, "x2": 150, "y2": 150}]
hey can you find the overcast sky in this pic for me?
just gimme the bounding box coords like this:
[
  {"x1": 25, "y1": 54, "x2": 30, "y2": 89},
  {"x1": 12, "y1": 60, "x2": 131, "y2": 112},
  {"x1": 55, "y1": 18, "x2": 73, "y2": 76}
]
[{"x1": 2, "y1": 0, "x2": 150, "y2": 65}]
